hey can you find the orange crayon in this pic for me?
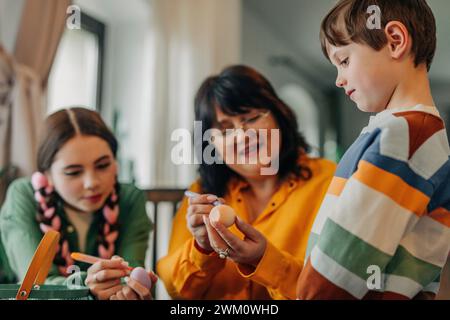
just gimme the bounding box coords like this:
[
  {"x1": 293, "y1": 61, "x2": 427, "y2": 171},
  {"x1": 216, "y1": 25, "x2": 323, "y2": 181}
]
[{"x1": 71, "y1": 252, "x2": 133, "y2": 271}]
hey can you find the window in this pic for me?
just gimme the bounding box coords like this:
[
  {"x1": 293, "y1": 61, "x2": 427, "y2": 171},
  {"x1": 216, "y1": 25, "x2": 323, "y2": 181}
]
[{"x1": 47, "y1": 12, "x2": 105, "y2": 113}]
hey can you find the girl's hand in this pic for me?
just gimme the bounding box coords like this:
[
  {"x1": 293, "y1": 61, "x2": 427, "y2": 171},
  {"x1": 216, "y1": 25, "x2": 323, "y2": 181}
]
[
  {"x1": 85, "y1": 255, "x2": 130, "y2": 300},
  {"x1": 203, "y1": 215, "x2": 267, "y2": 267},
  {"x1": 110, "y1": 272, "x2": 158, "y2": 300}
]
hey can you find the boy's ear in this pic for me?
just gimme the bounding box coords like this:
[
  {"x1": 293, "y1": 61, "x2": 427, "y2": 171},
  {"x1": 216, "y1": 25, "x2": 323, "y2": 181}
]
[{"x1": 384, "y1": 21, "x2": 412, "y2": 61}]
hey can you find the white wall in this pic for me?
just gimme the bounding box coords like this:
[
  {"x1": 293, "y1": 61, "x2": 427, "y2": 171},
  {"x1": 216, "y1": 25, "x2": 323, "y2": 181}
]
[
  {"x1": 0, "y1": 0, "x2": 25, "y2": 53},
  {"x1": 242, "y1": 3, "x2": 314, "y2": 96},
  {"x1": 432, "y1": 82, "x2": 450, "y2": 138},
  {"x1": 241, "y1": 3, "x2": 338, "y2": 159},
  {"x1": 74, "y1": 0, "x2": 153, "y2": 185},
  {"x1": 106, "y1": 21, "x2": 152, "y2": 184}
]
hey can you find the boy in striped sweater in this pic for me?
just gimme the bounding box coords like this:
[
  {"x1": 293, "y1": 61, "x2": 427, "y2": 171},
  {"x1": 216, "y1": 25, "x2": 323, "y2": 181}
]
[{"x1": 297, "y1": 0, "x2": 450, "y2": 299}]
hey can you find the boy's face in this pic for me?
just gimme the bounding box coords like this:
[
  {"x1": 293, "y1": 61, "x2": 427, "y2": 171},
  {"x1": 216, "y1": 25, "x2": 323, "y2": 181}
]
[{"x1": 329, "y1": 42, "x2": 399, "y2": 113}]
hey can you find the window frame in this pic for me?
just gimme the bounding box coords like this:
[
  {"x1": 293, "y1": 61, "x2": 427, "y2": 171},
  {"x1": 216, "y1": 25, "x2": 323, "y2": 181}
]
[{"x1": 79, "y1": 12, "x2": 106, "y2": 112}]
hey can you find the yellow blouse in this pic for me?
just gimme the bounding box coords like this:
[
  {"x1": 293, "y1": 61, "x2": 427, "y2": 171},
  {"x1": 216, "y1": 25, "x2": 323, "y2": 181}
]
[{"x1": 157, "y1": 157, "x2": 336, "y2": 300}]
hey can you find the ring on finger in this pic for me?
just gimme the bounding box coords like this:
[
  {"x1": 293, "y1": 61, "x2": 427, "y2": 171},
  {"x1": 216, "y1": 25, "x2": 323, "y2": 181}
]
[{"x1": 217, "y1": 247, "x2": 230, "y2": 259}]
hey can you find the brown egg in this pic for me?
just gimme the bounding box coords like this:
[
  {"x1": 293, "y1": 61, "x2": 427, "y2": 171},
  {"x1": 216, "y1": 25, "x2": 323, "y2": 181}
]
[{"x1": 209, "y1": 205, "x2": 236, "y2": 228}]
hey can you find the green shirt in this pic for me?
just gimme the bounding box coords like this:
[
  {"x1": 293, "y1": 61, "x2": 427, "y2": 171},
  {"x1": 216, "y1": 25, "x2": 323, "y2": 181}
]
[{"x1": 0, "y1": 178, "x2": 152, "y2": 285}]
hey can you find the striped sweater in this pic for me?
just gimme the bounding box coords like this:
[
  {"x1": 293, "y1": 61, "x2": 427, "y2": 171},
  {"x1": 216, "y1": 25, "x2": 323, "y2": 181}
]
[{"x1": 297, "y1": 105, "x2": 450, "y2": 300}]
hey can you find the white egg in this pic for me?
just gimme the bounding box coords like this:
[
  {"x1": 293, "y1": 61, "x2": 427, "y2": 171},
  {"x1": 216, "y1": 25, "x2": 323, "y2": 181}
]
[
  {"x1": 209, "y1": 205, "x2": 236, "y2": 228},
  {"x1": 130, "y1": 267, "x2": 152, "y2": 289}
]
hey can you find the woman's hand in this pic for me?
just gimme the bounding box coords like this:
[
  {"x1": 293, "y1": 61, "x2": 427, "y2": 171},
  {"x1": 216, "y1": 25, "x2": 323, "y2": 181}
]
[
  {"x1": 203, "y1": 215, "x2": 267, "y2": 267},
  {"x1": 186, "y1": 193, "x2": 224, "y2": 252},
  {"x1": 85, "y1": 255, "x2": 130, "y2": 300},
  {"x1": 110, "y1": 272, "x2": 158, "y2": 300}
]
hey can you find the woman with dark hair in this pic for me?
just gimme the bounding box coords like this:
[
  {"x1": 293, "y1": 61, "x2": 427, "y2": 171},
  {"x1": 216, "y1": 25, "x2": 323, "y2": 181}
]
[
  {"x1": 157, "y1": 65, "x2": 336, "y2": 300},
  {"x1": 0, "y1": 107, "x2": 153, "y2": 300}
]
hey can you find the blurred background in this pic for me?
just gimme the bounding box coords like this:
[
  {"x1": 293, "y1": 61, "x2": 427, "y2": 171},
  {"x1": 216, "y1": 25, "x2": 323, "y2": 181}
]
[{"x1": 0, "y1": 0, "x2": 449, "y2": 298}]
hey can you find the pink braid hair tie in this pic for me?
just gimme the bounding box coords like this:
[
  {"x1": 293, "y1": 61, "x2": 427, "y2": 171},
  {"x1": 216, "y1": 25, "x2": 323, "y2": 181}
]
[
  {"x1": 45, "y1": 185, "x2": 54, "y2": 194},
  {"x1": 51, "y1": 215, "x2": 62, "y2": 230},
  {"x1": 31, "y1": 172, "x2": 48, "y2": 190},
  {"x1": 97, "y1": 186, "x2": 121, "y2": 260},
  {"x1": 34, "y1": 192, "x2": 45, "y2": 204},
  {"x1": 98, "y1": 243, "x2": 115, "y2": 259},
  {"x1": 39, "y1": 223, "x2": 53, "y2": 234},
  {"x1": 103, "y1": 223, "x2": 110, "y2": 235},
  {"x1": 31, "y1": 172, "x2": 52, "y2": 209},
  {"x1": 105, "y1": 231, "x2": 119, "y2": 243},
  {"x1": 43, "y1": 207, "x2": 56, "y2": 219},
  {"x1": 103, "y1": 205, "x2": 119, "y2": 225}
]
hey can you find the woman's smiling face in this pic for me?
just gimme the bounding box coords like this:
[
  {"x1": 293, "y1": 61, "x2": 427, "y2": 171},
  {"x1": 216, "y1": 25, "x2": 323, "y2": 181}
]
[
  {"x1": 47, "y1": 135, "x2": 118, "y2": 213},
  {"x1": 211, "y1": 106, "x2": 282, "y2": 179}
]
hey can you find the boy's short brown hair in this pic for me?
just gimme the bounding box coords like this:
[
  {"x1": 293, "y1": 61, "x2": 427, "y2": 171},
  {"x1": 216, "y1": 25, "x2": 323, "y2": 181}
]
[{"x1": 320, "y1": 0, "x2": 436, "y2": 71}]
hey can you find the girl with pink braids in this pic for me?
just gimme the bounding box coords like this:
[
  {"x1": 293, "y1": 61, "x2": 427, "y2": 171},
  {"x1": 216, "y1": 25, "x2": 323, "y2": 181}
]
[{"x1": 0, "y1": 107, "x2": 153, "y2": 300}]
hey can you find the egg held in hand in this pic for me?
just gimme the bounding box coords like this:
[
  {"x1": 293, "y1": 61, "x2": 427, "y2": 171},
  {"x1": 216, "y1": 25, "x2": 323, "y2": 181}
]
[
  {"x1": 130, "y1": 267, "x2": 152, "y2": 289},
  {"x1": 209, "y1": 205, "x2": 236, "y2": 228}
]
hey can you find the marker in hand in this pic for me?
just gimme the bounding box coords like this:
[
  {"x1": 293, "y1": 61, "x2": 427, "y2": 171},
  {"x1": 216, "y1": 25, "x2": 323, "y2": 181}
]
[
  {"x1": 71, "y1": 252, "x2": 133, "y2": 271},
  {"x1": 184, "y1": 191, "x2": 222, "y2": 206},
  {"x1": 184, "y1": 191, "x2": 236, "y2": 228},
  {"x1": 71, "y1": 252, "x2": 154, "y2": 289}
]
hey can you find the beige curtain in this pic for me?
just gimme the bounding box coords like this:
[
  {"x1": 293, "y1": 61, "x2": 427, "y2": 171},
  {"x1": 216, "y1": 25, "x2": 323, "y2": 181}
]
[
  {"x1": 0, "y1": 46, "x2": 14, "y2": 204},
  {"x1": 0, "y1": 0, "x2": 69, "y2": 202},
  {"x1": 0, "y1": 46, "x2": 43, "y2": 183},
  {"x1": 142, "y1": 0, "x2": 242, "y2": 188},
  {"x1": 14, "y1": 0, "x2": 71, "y2": 87},
  {"x1": 0, "y1": 46, "x2": 13, "y2": 169},
  {"x1": 9, "y1": 62, "x2": 44, "y2": 177}
]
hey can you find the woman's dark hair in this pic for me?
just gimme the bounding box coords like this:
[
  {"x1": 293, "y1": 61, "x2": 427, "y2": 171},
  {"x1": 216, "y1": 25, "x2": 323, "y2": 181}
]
[
  {"x1": 37, "y1": 107, "x2": 118, "y2": 172},
  {"x1": 35, "y1": 107, "x2": 120, "y2": 274},
  {"x1": 194, "y1": 65, "x2": 312, "y2": 197}
]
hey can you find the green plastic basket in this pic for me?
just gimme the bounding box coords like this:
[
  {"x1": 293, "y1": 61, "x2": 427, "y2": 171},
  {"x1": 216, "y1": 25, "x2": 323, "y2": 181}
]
[
  {"x1": 0, "y1": 230, "x2": 91, "y2": 300},
  {"x1": 0, "y1": 284, "x2": 91, "y2": 300}
]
